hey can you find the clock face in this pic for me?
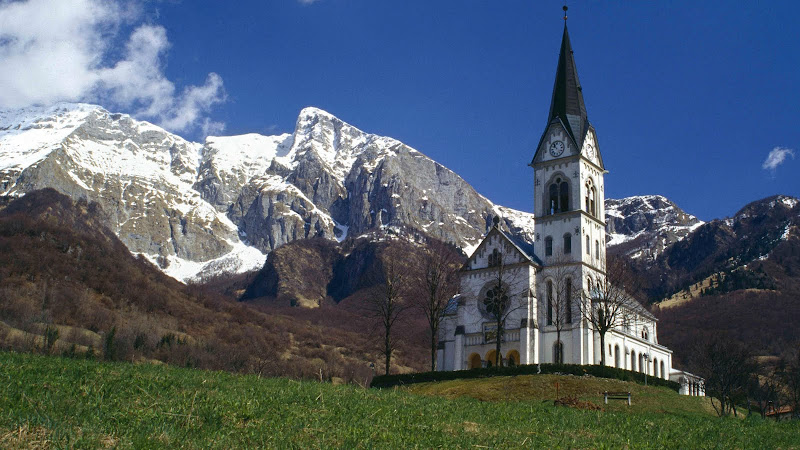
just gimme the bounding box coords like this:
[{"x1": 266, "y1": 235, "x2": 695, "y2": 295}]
[{"x1": 549, "y1": 140, "x2": 565, "y2": 157}]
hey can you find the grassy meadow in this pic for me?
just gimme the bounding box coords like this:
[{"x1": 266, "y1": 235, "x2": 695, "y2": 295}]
[{"x1": 1, "y1": 351, "x2": 798, "y2": 448}]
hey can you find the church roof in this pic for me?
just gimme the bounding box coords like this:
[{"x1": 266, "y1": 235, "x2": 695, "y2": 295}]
[{"x1": 547, "y1": 24, "x2": 590, "y2": 150}]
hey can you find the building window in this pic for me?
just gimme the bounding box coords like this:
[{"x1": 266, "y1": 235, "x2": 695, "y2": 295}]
[
  {"x1": 545, "y1": 236, "x2": 553, "y2": 256},
  {"x1": 565, "y1": 278, "x2": 573, "y2": 323},
  {"x1": 614, "y1": 345, "x2": 620, "y2": 368},
  {"x1": 563, "y1": 233, "x2": 572, "y2": 254},
  {"x1": 547, "y1": 280, "x2": 554, "y2": 325},
  {"x1": 488, "y1": 248, "x2": 501, "y2": 267},
  {"x1": 595, "y1": 240, "x2": 600, "y2": 259},
  {"x1": 585, "y1": 235, "x2": 590, "y2": 255},
  {"x1": 585, "y1": 179, "x2": 597, "y2": 217},
  {"x1": 548, "y1": 177, "x2": 570, "y2": 214},
  {"x1": 631, "y1": 350, "x2": 637, "y2": 372},
  {"x1": 660, "y1": 361, "x2": 665, "y2": 379},
  {"x1": 483, "y1": 285, "x2": 509, "y2": 317}
]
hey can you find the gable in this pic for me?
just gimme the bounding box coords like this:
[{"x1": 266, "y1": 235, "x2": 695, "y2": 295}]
[
  {"x1": 579, "y1": 126, "x2": 604, "y2": 170},
  {"x1": 530, "y1": 118, "x2": 580, "y2": 166},
  {"x1": 464, "y1": 228, "x2": 539, "y2": 271}
]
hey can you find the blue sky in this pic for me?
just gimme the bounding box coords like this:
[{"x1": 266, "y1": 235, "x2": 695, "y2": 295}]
[{"x1": 1, "y1": 1, "x2": 797, "y2": 221}]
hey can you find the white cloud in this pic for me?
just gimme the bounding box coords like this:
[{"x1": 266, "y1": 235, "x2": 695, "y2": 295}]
[
  {"x1": 0, "y1": 0, "x2": 224, "y2": 134},
  {"x1": 762, "y1": 147, "x2": 795, "y2": 171}
]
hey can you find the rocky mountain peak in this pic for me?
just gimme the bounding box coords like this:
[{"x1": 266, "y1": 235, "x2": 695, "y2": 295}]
[
  {"x1": 605, "y1": 194, "x2": 703, "y2": 261},
  {"x1": 733, "y1": 194, "x2": 799, "y2": 222},
  {"x1": 2, "y1": 103, "x2": 536, "y2": 281}
]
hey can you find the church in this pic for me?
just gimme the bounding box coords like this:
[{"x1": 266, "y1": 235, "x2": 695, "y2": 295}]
[{"x1": 436, "y1": 16, "x2": 694, "y2": 391}]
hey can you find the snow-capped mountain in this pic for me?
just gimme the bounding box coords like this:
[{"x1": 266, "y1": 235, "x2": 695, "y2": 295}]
[
  {"x1": 1, "y1": 103, "x2": 533, "y2": 281},
  {"x1": 605, "y1": 195, "x2": 703, "y2": 261}
]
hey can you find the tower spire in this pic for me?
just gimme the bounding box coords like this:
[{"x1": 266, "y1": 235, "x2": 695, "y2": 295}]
[{"x1": 547, "y1": 13, "x2": 590, "y2": 151}]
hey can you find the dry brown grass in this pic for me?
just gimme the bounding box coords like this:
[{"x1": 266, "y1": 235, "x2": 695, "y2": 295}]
[{"x1": 0, "y1": 425, "x2": 53, "y2": 449}]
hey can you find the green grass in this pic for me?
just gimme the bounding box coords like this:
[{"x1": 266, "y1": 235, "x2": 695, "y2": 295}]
[
  {"x1": 403, "y1": 374, "x2": 715, "y2": 416},
  {"x1": 1, "y1": 352, "x2": 798, "y2": 448}
]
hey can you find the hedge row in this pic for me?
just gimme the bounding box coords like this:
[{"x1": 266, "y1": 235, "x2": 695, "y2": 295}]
[{"x1": 371, "y1": 363, "x2": 681, "y2": 391}]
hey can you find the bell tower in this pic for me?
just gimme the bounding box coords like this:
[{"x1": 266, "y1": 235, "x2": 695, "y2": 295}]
[{"x1": 530, "y1": 8, "x2": 607, "y2": 364}]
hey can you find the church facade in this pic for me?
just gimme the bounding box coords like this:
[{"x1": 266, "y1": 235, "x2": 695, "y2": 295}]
[{"x1": 436, "y1": 23, "x2": 679, "y2": 384}]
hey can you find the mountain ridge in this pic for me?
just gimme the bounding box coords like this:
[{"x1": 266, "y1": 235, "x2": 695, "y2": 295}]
[{"x1": 0, "y1": 103, "x2": 534, "y2": 281}]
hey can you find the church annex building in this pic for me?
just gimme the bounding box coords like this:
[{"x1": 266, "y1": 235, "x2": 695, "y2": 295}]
[{"x1": 435, "y1": 20, "x2": 703, "y2": 396}]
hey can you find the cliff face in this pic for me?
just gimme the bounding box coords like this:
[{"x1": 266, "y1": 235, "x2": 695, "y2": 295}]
[
  {"x1": 605, "y1": 195, "x2": 703, "y2": 263},
  {"x1": 1, "y1": 103, "x2": 534, "y2": 281}
]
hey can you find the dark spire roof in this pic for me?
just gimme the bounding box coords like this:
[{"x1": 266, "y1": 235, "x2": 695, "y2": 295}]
[{"x1": 547, "y1": 24, "x2": 590, "y2": 149}]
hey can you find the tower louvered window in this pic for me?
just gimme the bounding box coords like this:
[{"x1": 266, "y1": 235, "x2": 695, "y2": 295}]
[
  {"x1": 548, "y1": 177, "x2": 570, "y2": 214},
  {"x1": 585, "y1": 179, "x2": 597, "y2": 217}
]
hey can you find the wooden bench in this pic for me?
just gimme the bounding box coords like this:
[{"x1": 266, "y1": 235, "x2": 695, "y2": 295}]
[{"x1": 603, "y1": 391, "x2": 631, "y2": 406}]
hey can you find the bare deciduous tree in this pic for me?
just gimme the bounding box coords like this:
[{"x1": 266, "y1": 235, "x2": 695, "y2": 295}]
[
  {"x1": 691, "y1": 336, "x2": 756, "y2": 417},
  {"x1": 479, "y1": 243, "x2": 530, "y2": 368},
  {"x1": 787, "y1": 349, "x2": 800, "y2": 420},
  {"x1": 580, "y1": 255, "x2": 639, "y2": 367},
  {"x1": 413, "y1": 240, "x2": 462, "y2": 371},
  {"x1": 365, "y1": 245, "x2": 411, "y2": 376},
  {"x1": 543, "y1": 253, "x2": 580, "y2": 364}
]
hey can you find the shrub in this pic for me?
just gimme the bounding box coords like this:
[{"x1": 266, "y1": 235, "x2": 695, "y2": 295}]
[{"x1": 370, "y1": 363, "x2": 681, "y2": 391}]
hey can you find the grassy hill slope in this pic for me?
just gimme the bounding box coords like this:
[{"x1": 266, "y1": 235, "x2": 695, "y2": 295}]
[
  {"x1": 404, "y1": 374, "x2": 714, "y2": 416},
  {"x1": 2, "y1": 352, "x2": 798, "y2": 449},
  {"x1": 0, "y1": 189, "x2": 422, "y2": 380}
]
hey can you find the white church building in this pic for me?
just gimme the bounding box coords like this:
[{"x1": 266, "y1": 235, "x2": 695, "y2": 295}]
[{"x1": 436, "y1": 19, "x2": 700, "y2": 394}]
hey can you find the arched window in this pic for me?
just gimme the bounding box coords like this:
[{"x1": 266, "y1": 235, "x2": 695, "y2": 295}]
[
  {"x1": 546, "y1": 280, "x2": 554, "y2": 325},
  {"x1": 545, "y1": 236, "x2": 553, "y2": 256},
  {"x1": 660, "y1": 360, "x2": 665, "y2": 379},
  {"x1": 563, "y1": 233, "x2": 572, "y2": 254},
  {"x1": 595, "y1": 240, "x2": 600, "y2": 259},
  {"x1": 631, "y1": 350, "x2": 637, "y2": 372},
  {"x1": 653, "y1": 357, "x2": 658, "y2": 377},
  {"x1": 585, "y1": 235, "x2": 590, "y2": 255},
  {"x1": 553, "y1": 341, "x2": 564, "y2": 364},
  {"x1": 614, "y1": 345, "x2": 620, "y2": 368},
  {"x1": 639, "y1": 353, "x2": 644, "y2": 373},
  {"x1": 585, "y1": 179, "x2": 597, "y2": 217},
  {"x1": 560, "y1": 180, "x2": 570, "y2": 212},
  {"x1": 565, "y1": 278, "x2": 573, "y2": 323},
  {"x1": 548, "y1": 177, "x2": 570, "y2": 214},
  {"x1": 488, "y1": 248, "x2": 501, "y2": 267}
]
